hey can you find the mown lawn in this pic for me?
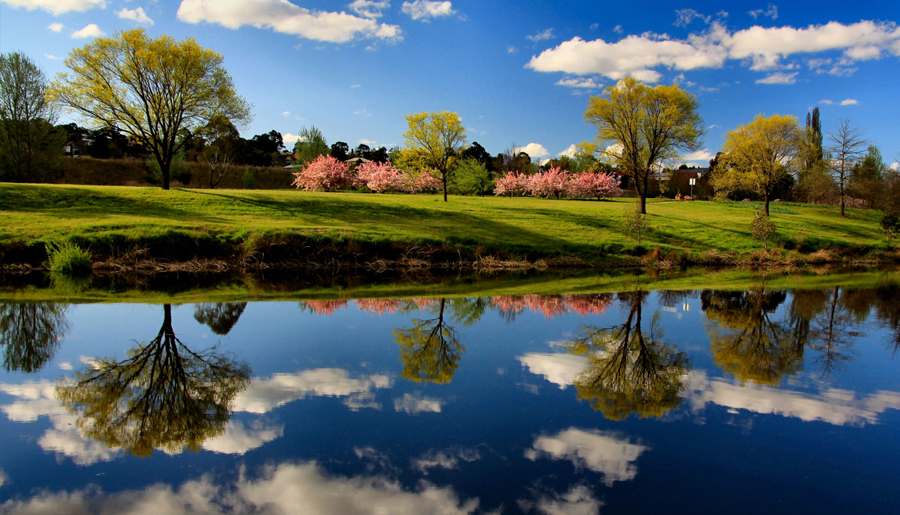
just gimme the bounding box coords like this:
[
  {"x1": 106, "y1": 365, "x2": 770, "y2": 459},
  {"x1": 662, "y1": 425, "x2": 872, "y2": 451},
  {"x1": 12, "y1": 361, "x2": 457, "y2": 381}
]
[{"x1": 0, "y1": 183, "x2": 889, "y2": 261}]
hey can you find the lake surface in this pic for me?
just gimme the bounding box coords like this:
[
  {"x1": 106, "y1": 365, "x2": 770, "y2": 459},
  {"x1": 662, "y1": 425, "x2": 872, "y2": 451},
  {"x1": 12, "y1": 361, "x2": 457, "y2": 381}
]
[{"x1": 1, "y1": 279, "x2": 899, "y2": 514}]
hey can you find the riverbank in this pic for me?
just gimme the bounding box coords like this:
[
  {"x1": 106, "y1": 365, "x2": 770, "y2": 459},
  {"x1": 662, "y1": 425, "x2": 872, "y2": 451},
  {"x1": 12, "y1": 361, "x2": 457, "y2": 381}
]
[{"x1": 1, "y1": 183, "x2": 896, "y2": 271}]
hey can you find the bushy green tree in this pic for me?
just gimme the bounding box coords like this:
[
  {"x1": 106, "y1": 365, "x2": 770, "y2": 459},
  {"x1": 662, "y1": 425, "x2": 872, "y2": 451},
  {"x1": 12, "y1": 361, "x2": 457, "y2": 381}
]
[{"x1": 451, "y1": 158, "x2": 492, "y2": 196}]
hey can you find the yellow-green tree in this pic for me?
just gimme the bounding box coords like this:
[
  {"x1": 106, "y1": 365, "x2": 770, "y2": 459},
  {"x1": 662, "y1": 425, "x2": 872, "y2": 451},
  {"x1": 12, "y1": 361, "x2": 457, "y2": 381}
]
[
  {"x1": 402, "y1": 111, "x2": 467, "y2": 202},
  {"x1": 0, "y1": 302, "x2": 68, "y2": 373},
  {"x1": 56, "y1": 304, "x2": 250, "y2": 457},
  {"x1": 711, "y1": 114, "x2": 803, "y2": 216},
  {"x1": 48, "y1": 29, "x2": 251, "y2": 190},
  {"x1": 583, "y1": 77, "x2": 704, "y2": 214},
  {"x1": 393, "y1": 299, "x2": 464, "y2": 384},
  {"x1": 566, "y1": 290, "x2": 691, "y2": 420}
]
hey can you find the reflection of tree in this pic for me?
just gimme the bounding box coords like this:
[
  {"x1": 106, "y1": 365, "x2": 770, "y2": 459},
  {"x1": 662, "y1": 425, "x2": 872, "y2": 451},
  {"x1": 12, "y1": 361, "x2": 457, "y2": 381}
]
[
  {"x1": 193, "y1": 302, "x2": 247, "y2": 335},
  {"x1": 566, "y1": 290, "x2": 691, "y2": 420},
  {"x1": 394, "y1": 299, "x2": 464, "y2": 384},
  {"x1": 0, "y1": 303, "x2": 68, "y2": 373},
  {"x1": 57, "y1": 304, "x2": 250, "y2": 457},
  {"x1": 702, "y1": 286, "x2": 804, "y2": 385}
]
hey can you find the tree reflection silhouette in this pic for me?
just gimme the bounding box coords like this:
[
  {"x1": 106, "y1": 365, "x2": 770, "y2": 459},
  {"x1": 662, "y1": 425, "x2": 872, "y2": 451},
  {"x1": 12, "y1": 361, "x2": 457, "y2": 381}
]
[
  {"x1": 702, "y1": 284, "x2": 804, "y2": 386},
  {"x1": 565, "y1": 289, "x2": 691, "y2": 420},
  {"x1": 394, "y1": 299, "x2": 464, "y2": 384},
  {"x1": 57, "y1": 304, "x2": 251, "y2": 457},
  {"x1": 193, "y1": 302, "x2": 247, "y2": 335},
  {"x1": 0, "y1": 303, "x2": 68, "y2": 373}
]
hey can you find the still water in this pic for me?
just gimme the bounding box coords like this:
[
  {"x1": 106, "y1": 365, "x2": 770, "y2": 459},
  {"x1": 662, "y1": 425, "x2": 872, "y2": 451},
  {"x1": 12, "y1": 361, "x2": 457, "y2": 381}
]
[{"x1": 1, "y1": 281, "x2": 899, "y2": 514}]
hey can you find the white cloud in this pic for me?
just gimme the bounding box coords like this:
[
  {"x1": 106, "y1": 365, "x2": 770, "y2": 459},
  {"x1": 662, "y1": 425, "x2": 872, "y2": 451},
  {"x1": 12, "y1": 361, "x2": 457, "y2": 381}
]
[
  {"x1": 71, "y1": 23, "x2": 104, "y2": 39},
  {"x1": 517, "y1": 352, "x2": 589, "y2": 389},
  {"x1": 686, "y1": 371, "x2": 900, "y2": 426},
  {"x1": 891, "y1": 162, "x2": 899, "y2": 171},
  {"x1": 1, "y1": 0, "x2": 105, "y2": 16},
  {"x1": 527, "y1": 28, "x2": 556, "y2": 43},
  {"x1": 0, "y1": 461, "x2": 481, "y2": 514},
  {"x1": 177, "y1": 0, "x2": 402, "y2": 44},
  {"x1": 412, "y1": 447, "x2": 480, "y2": 474},
  {"x1": 819, "y1": 98, "x2": 859, "y2": 106},
  {"x1": 394, "y1": 392, "x2": 443, "y2": 414},
  {"x1": 44, "y1": 53, "x2": 61, "y2": 60},
  {"x1": 555, "y1": 77, "x2": 602, "y2": 89},
  {"x1": 681, "y1": 149, "x2": 715, "y2": 162},
  {"x1": 348, "y1": 0, "x2": 389, "y2": 19},
  {"x1": 47, "y1": 22, "x2": 64, "y2": 32},
  {"x1": 527, "y1": 20, "x2": 900, "y2": 82},
  {"x1": 515, "y1": 143, "x2": 550, "y2": 158},
  {"x1": 557, "y1": 144, "x2": 578, "y2": 159},
  {"x1": 282, "y1": 111, "x2": 291, "y2": 117},
  {"x1": 525, "y1": 428, "x2": 649, "y2": 487},
  {"x1": 283, "y1": 133, "x2": 301, "y2": 145},
  {"x1": 507, "y1": 45, "x2": 518, "y2": 54},
  {"x1": 117, "y1": 7, "x2": 153, "y2": 25},
  {"x1": 613, "y1": 25, "x2": 623, "y2": 34},
  {"x1": 674, "y1": 9, "x2": 711, "y2": 28},
  {"x1": 358, "y1": 138, "x2": 377, "y2": 146},
  {"x1": 755, "y1": 71, "x2": 797, "y2": 84},
  {"x1": 520, "y1": 485, "x2": 604, "y2": 515},
  {"x1": 233, "y1": 368, "x2": 393, "y2": 414},
  {"x1": 748, "y1": 4, "x2": 778, "y2": 21},
  {"x1": 202, "y1": 420, "x2": 284, "y2": 454},
  {"x1": 401, "y1": 0, "x2": 455, "y2": 21}
]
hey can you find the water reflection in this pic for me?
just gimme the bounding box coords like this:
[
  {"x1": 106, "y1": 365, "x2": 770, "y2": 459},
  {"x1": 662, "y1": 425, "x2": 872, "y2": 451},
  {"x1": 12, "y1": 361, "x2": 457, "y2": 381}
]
[
  {"x1": 394, "y1": 299, "x2": 464, "y2": 384},
  {"x1": 0, "y1": 302, "x2": 68, "y2": 373},
  {"x1": 56, "y1": 304, "x2": 251, "y2": 457},
  {"x1": 565, "y1": 289, "x2": 691, "y2": 420},
  {"x1": 193, "y1": 302, "x2": 247, "y2": 335}
]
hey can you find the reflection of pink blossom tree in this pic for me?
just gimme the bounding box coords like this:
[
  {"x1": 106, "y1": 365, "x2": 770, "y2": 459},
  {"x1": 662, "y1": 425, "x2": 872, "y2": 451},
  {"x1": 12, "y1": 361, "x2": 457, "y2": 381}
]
[
  {"x1": 494, "y1": 171, "x2": 529, "y2": 197},
  {"x1": 299, "y1": 300, "x2": 349, "y2": 315},
  {"x1": 291, "y1": 155, "x2": 352, "y2": 191},
  {"x1": 356, "y1": 299, "x2": 403, "y2": 316},
  {"x1": 567, "y1": 172, "x2": 622, "y2": 200},
  {"x1": 355, "y1": 162, "x2": 405, "y2": 193},
  {"x1": 528, "y1": 166, "x2": 570, "y2": 199}
]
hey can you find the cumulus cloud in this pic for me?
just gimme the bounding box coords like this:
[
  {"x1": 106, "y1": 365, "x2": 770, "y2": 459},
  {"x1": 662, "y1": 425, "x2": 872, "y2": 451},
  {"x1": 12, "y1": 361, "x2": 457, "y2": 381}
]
[
  {"x1": 686, "y1": 371, "x2": 900, "y2": 426},
  {"x1": 515, "y1": 143, "x2": 549, "y2": 158},
  {"x1": 519, "y1": 485, "x2": 604, "y2": 515},
  {"x1": 557, "y1": 144, "x2": 578, "y2": 159},
  {"x1": 681, "y1": 149, "x2": 716, "y2": 163},
  {"x1": 47, "y1": 22, "x2": 64, "y2": 32},
  {"x1": 525, "y1": 428, "x2": 649, "y2": 487},
  {"x1": 0, "y1": 461, "x2": 481, "y2": 514},
  {"x1": 555, "y1": 77, "x2": 602, "y2": 89},
  {"x1": 674, "y1": 9, "x2": 711, "y2": 28},
  {"x1": 819, "y1": 98, "x2": 859, "y2": 106},
  {"x1": 517, "y1": 352, "x2": 589, "y2": 389},
  {"x1": 1, "y1": 0, "x2": 105, "y2": 15},
  {"x1": 348, "y1": 0, "x2": 389, "y2": 18},
  {"x1": 117, "y1": 7, "x2": 153, "y2": 25},
  {"x1": 71, "y1": 23, "x2": 104, "y2": 39},
  {"x1": 232, "y1": 368, "x2": 393, "y2": 414},
  {"x1": 748, "y1": 4, "x2": 778, "y2": 21},
  {"x1": 526, "y1": 20, "x2": 900, "y2": 82},
  {"x1": 394, "y1": 392, "x2": 443, "y2": 414},
  {"x1": 527, "y1": 28, "x2": 556, "y2": 42},
  {"x1": 755, "y1": 71, "x2": 797, "y2": 84},
  {"x1": 202, "y1": 420, "x2": 284, "y2": 454},
  {"x1": 401, "y1": 0, "x2": 455, "y2": 21},
  {"x1": 891, "y1": 162, "x2": 899, "y2": 171},
  {"x1": 177, "y1": 0, "x2": 402, "y2": 44}
]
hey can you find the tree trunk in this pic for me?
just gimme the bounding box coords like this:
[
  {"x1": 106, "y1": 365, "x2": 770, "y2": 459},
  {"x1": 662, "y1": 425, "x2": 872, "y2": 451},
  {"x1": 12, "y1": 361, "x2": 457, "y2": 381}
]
[
  {"x1": 638, "y1": 195, "x2": 646, "y2": 214},
  {"x1": 764, "y1": 195, "x2": 770, "y2": 216},
  {"x1": 160, "y1": 159, "x2": 171, "y2": 190},
  {"x1": 839, "y1": 172, "x2": 845, "y2": 217},
  {"x1": 442, "y1": 172, "x2": 448, "y2": 202}
]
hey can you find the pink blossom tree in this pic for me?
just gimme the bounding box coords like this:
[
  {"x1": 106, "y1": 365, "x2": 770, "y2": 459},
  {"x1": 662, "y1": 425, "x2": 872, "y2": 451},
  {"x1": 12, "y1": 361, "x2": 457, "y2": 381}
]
[
  {"x1": 493, "y1": 171, "x2": 529, "y2": 197},
  {"x1": 291, "y1": 155, "x2": 352, "y2": 191},
  {"x1": 403, "y1": 169, "x2": 443, "y2": 194},
  {"x1": 355, "y1": 161, "x2": 405, "y2": 193},
  {"x1": 566, "y1": 171, "x2": 623, "y2": 200},
  {"x1": 529, "y1": 166, "x2": 570, "y2": 199}
]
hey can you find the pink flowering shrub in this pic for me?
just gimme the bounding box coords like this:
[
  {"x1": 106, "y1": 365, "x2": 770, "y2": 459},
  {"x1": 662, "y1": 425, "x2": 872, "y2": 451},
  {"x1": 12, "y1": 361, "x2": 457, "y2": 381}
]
[
  {"x1": 291, "y1": 155, "x2": 352, "y2": 191},
  {"x1": 403, "y1": 169, "x2": 443, "y2": 194},
  {"x1": 528, "y1": 166, "x2": 570, "y2": 199},
  {"x1": 566, "y1": 171, "x2": 622, "y2": 200},
  {"x1": 355, "y1": 161, "x2": 405, "y2": 192},
  {"x1": 493, "y1": 171, "x2": 529, "y2": 197}
]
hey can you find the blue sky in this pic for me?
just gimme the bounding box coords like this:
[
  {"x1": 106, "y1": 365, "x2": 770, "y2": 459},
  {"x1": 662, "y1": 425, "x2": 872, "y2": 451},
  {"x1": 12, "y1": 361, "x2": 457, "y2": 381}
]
[{"x1": 2, "y1": 0, "x2": 898, "y2": 168}]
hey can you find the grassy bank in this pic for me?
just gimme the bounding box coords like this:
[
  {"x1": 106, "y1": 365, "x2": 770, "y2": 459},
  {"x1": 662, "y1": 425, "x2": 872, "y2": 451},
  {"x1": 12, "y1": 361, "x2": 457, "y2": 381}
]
[{"x1": 1, "y1": 183, "x2": 895, "y2": 269}]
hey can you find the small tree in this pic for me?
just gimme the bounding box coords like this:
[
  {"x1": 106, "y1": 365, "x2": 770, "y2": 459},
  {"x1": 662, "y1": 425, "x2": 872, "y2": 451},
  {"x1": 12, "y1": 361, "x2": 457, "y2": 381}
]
[
  {"x1": 197, "y1": 115, "x2": 242, "y2": 189},
  {"x1": 826, "y1": 119, "x2": 867, "y2": 217},
  {"x1": 291, "y1": 154, "x2": 351, "y2": 191},
  {"x1": 355, "y1": 161, "x2": 405, "y2": 192},
  {"x1": 494, "y1": 171, "x2": 529, "y2": 197},
  {"x1": 881, "y1": 213, "x2": 900, "y2": 243},
  {"x1": 293, "y1": 125, "x2": 329, "y2": 164},
  {"x1": 528, "y1": 165, "x2": 570, "y2": 199},
  {"x1": 451, "y1": 158, "x2": 492, "y2": 196},
  {"x1": 567, "y1": 171, "x2": 622, "y2": 200},
  {"x1": 403, "y1": 111, "x2": 467, "y2": 202},
  {"x1": 751, "y1": 211, "x2": 776, "y2": 251},
  {"x1": 623, "y1": 206, "x2": 649, "y2": 245}
]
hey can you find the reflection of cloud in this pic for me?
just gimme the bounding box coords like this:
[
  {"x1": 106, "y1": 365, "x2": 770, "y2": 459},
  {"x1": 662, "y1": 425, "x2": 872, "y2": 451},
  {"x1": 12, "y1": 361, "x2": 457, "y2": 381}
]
[
  {"x1": 412, "y1": 448, "x2": 480, "y2": 474},
  {"x1": 234, "y1": 368, "x2": 393, "y2": 414},
  {"x1": 525, "y1": 428, "x2": 648, "y2": 486},
  {"x1": 519, "y1": 484, "x2": 603, "y2": 515},
  {"x1": 202, "y1": 420, "x2": 284, "y2": 455},
  {"x1": 686, "y1": 371, "x2": 900, "y2": 426},
  {"x1": 0, "y1": 461, "x2": 480, "y2": 514},
  {"x1": 517, "y1": 353, "x2": 589, "y2": 389},
  {"x1": 394, "y1": 393, "x2": 443, "y2": 414}
]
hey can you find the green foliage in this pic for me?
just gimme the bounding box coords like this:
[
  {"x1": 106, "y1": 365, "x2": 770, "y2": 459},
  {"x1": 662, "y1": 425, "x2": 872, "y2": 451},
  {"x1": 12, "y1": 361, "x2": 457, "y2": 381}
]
[
  {"x1": 451, "y1": 158, "x2": 493, "y2": 196},
  {"x1": 242, "y1": 167, "x2": 255, "y2": 189},
  {"x1": 751, "y1": 212, "x2": 776, "y2": 251},
  {"x1": 622, "y1": 205, "x2": 649, "y2": 244},
  {"x1": 44, "y1": 240, "x2": 92, "y2": 276},
  {"x1": 881, "y1": 212, "x2": 900, "y2": 243},
  {"x1": 293, "y1": 125, "x2": 330, "y2": 165},
  {"x1": 403, "y1": 111, "x2": 467, "y2": 202},
  {"x1": 0, "y1": 303, "x2": 67, "y2": 373}
]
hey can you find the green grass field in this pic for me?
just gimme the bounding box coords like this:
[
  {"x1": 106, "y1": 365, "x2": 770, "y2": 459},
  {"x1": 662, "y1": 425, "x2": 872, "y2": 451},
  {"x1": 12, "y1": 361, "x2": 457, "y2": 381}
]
[{"x1": 0, "y1": 183, "x2": 892, "y2": 265}]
